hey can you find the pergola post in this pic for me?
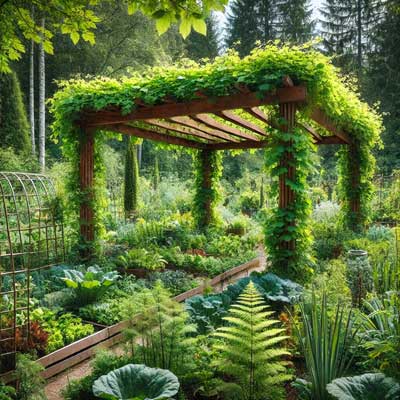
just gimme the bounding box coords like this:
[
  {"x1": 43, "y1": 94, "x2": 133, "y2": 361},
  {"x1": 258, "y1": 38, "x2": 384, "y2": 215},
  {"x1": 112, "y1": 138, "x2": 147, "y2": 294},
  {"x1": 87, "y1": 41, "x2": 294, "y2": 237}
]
[
  {"x1": 348, "y1": 143, "x2": 362, "y2": 231},
  {"x1": 79, "y1": 128, "x2": 95, "y2": 245},
  {"x1": 278, "y1": 102, "x2": 297, "y2": 253},
  {"x1": 193, "y1": 148, "x2": 221, "y2": 230}
]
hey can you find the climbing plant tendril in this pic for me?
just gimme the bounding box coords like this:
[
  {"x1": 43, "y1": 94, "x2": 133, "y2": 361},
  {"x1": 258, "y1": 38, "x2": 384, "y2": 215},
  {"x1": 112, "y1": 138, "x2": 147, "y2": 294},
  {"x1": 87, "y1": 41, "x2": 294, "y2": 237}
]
[
  {"x1": 265, "y1": 124, "x2": 316, "y2": 283},
  {"x1": 50, "y1": 43, "x2": 382, "y2": 265},
  {"x1": 193, "y1": 149, "x2": 223, "y2": 230}
]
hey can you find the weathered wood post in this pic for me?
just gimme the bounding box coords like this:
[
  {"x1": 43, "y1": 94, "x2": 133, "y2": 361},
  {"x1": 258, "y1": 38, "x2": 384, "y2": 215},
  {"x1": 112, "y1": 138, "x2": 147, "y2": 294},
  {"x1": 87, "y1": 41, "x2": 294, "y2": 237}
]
[
  {"x1": 278, "y1": 102, "x2": 297, "y2": 255},
  {"x1": 79, "y1": 128, "x2": 95, "y2": 247}
]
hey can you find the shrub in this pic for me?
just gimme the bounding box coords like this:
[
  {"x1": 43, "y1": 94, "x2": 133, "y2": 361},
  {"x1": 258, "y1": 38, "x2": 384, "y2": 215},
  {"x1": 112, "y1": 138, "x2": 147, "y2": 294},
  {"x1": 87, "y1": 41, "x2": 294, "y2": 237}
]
[
  {"x1": 357, "y1": 292, "x2": 400, "y2": 380},
  {"x1": 117, "y1": 248, "x2": 166, "y2": 271},
  {"x1": 121, "y1": 282, "x2": 196, "y2": 376},
  {"x1": 187, "y1": 272, "x2": 302, "y2": 334},
  {"x1": 15, "y1": 354, "x2": 46, "y2": 400},
  {"x1": 212, "y1": 281, "x2": 291, "y2": 400},
  {"x1": 293, "y1": 293, "x2": 356, "y2": 400},
  {"x1": 147, "y1": 270, "x2": 197, "y2": 295}
]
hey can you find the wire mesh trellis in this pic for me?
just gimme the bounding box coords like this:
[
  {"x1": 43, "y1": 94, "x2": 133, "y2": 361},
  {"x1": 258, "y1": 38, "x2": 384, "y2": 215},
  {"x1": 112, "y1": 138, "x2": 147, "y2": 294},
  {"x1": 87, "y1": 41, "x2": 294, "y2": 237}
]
[{"x1": 0, "y1": 172, "x2": 65, "y2": 374}]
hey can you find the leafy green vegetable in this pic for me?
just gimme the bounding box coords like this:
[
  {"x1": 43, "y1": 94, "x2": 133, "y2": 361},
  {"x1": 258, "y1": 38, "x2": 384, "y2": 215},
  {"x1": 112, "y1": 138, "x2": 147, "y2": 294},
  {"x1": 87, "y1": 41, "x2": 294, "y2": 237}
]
[
  {"x1": 186, "y1": 272, "x2": 302, "y2": 333},
  {"x1": 92, "y1": 364, "x2": 179, "y2": 400},
  {"x1": 61, "y1": 265, "x2": 120, "y2": 306},
  {"x1": 326, "y1": 373, "x2": 400, "y2": 400}
]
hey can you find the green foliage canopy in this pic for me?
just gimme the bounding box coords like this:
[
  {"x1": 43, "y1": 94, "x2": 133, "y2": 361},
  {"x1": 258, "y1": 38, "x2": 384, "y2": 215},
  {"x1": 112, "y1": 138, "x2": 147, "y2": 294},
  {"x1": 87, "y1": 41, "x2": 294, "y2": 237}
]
[
  {"x1": 0, "y1": 0, "x2": 227, "y2": 73},
  {"x1": 50, "y1": 43, "x2": 382, "y2": 249}
]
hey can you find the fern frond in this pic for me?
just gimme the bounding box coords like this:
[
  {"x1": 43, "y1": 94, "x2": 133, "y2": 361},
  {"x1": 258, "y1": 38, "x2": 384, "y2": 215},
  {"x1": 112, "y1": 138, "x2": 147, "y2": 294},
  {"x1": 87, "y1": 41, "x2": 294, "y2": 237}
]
[{"x1": 212, "y1": 281, "x2": 291, "y2": 400}]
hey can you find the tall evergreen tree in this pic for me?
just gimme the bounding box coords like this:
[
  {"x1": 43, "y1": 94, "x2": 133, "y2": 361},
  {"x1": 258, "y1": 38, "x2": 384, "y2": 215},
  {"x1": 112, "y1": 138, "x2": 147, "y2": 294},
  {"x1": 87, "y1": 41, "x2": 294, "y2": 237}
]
[
  {"x1": 124, "y1": 136, "x2": 139, "y2": 219},
  {"x1": 319, "y1": 0, "x2": 384, "y2": 74},
  {"x1": 277, "y1": 0, "x2": 314, "y2": 43},
  {"x1": 366, "y1": 2, "x2": 400, "y2": 172},
  {"x1": 225, "y1": 0, "x2": 314, "y2": 56},
  {"x1": 225, "y1": 0, "x2": 267, "y2": 56},
  {"x1": 0, "y1": 71, "x2": 31, "y2": 154},
  {"x1": 186, "y1": 14, "x2": 220, "y2": 61}
]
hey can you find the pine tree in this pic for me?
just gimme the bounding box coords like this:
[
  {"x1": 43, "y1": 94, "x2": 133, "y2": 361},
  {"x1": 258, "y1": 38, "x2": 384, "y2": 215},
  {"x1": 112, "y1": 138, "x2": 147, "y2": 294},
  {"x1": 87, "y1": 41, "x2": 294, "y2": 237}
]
[
  {"x1": 186, "y1": 14, "x2": 220, "y2": 61},
  {"x1": 319, "y1": 0, "x2": 384, "y2": 74},
  {"x1": 366, "y1": 2, "x2": 400, "y2": 172},
  {"x1": 212, "y1": 281, "x2": 291, "y2": 400},
  {"x1": 225, "y1": 0, "x2": 268, "y2": 57},
  {"x1": 0, "y1": 71, "x2": 31, "y2": 154},
  {"x1": 277, "y1": 0, "x2": 314, "y2": 43},
  {"x1": 124, "y1": 136, "x2": 139, "y2": 219}
]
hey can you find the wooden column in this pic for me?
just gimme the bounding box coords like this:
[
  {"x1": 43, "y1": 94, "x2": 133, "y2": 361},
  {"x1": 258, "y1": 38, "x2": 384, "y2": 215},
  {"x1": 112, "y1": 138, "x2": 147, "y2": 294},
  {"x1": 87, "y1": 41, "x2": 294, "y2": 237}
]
[
  {"x1": 349, "y1": 143, "x2": 362, "y2": 231},
  {"x1": 278, "y1": 102, "x2": 297, "y2": 253},
  {"x1": 200, "y1": 149, "x2": 213, "y2": 227},
  {"x1": 79, "y1": 128, "x2": 95, "y2": 244}
]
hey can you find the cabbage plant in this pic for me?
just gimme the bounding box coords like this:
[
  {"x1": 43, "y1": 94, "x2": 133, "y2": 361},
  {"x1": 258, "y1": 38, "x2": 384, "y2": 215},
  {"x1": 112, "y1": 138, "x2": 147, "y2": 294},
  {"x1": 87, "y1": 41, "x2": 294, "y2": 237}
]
[
  {"x1": 326, "y1": 373, "x2": 400, "y2": 400},
  {"x1": 92, "y1": 364, "x2": 179, "y2": 400}
]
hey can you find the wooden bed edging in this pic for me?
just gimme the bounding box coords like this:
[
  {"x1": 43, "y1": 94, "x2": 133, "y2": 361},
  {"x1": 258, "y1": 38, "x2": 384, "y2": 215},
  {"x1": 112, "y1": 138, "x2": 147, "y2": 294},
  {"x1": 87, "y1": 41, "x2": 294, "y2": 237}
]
[{"x1": 1, "y1": 257, "x2": 261, "y2": 382}]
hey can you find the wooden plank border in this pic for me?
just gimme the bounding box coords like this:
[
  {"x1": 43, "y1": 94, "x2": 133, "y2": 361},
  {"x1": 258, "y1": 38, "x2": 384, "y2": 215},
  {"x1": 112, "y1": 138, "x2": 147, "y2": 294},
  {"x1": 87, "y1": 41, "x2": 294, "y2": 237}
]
[{"x1": 32, "y1": 257, "x2": 261, "y2": 380}]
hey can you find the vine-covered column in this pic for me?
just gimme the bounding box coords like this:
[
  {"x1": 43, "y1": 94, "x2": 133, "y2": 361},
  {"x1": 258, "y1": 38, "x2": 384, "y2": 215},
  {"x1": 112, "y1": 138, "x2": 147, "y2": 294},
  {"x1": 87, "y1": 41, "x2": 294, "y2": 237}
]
[
  {"x1": 338, "y1": 141, "x2": 365, "y2": 232},
  {"x1": 79, "y1": 128, "x2": 95, "y2": 244},
  {"x1": 193, "y1": 149, "x2": 222, "y2": 231},
  {"x1": 264, "y1": 104, "x2": 315, "y2": 283}
]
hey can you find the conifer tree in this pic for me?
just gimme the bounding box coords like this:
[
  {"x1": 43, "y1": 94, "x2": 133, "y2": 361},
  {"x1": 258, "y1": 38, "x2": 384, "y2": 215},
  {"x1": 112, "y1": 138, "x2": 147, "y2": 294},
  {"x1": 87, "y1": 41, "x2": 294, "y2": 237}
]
[
  {"x1": 366, "y1": 2, "x2": 400, "y2": 172},
  {"x1": 277, "y1": 0, "x2": 314, "y2": 43},
  {"x1": 225, "y1": 0, "x2": 266, "y2": 56},
  {"x1": 319, "y1": 0, "x2": 384, "y2": 74},
  {"x1": 0, "y1": 71, "x2": 31, "y2": 154},
  {"x1": 212, "y1": 281, "x2": 291, "y2": 400},
  {"x1": 124, "y1": 136, "x2": 139, "y2": 219},
  {"x1": 186, "y1": 14, "x2": 220, "y2": 61}
]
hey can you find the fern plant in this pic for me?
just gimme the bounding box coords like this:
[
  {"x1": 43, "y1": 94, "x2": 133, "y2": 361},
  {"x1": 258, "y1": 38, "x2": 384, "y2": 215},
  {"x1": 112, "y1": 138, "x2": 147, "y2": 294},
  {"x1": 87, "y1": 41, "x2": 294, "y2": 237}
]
[{"x1": 212, "y1": 281, "x2": 291, "y2": 400}]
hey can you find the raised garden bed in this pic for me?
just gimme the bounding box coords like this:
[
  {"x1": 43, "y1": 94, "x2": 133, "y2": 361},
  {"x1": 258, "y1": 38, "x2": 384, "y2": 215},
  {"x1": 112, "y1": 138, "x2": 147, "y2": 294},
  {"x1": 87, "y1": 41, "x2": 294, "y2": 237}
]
[{"x1": 31, "y1": 257, "x2": 262, "y2": 380}]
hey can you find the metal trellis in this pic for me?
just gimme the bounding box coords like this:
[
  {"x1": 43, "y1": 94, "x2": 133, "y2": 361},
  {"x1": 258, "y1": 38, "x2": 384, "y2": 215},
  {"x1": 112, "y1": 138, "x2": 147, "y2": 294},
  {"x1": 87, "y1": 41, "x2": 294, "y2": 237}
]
[{"x1": 0, "y1": 172, "x2": 65, "y2": 374}]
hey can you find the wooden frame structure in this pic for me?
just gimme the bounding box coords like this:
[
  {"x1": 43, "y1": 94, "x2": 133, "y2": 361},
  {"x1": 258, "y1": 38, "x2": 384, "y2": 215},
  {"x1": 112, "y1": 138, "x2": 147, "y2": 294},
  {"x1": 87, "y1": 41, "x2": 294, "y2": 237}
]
[{"x1": 76, "y1": 79, "x2": 353, "y2": 245}]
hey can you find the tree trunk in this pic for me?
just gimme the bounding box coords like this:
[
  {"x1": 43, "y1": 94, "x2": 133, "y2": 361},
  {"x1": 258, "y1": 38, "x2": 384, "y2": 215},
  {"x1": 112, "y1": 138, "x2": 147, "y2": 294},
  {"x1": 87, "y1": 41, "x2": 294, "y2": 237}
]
[
  {"x1": 30, "y1": 39, "x2": 36, "y2": 156},
  {"x1": 38, "y1": 18, "x2": 46, "y2": 171},
  {"x1": 357, "y1": 0, "x2": 362, "y2": 73},
  {"x1": 29, "y1": 7, "x2": 35, "y2": 156}
]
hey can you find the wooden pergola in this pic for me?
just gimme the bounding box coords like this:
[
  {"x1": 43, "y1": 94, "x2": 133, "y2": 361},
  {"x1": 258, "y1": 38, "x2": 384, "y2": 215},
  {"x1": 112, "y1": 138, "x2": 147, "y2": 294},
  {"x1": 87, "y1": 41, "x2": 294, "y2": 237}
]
[{"x1": 77, "y1": 76, "x2": 354, "y2": 245}]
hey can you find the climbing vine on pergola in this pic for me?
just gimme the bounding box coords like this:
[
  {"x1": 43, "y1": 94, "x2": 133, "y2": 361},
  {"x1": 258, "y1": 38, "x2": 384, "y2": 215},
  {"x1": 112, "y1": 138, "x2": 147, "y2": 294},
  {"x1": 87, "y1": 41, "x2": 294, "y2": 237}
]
[{"x1": 50, "y1": 44, "x2": 382, "y2": 282}]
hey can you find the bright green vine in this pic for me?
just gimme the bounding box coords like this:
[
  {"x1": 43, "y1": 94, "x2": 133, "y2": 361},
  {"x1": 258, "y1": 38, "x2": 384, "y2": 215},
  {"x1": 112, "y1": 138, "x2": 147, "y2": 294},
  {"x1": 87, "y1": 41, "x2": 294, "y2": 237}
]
[
  {"x1": 50, "y1": 43, "x2": 382, "y2": 254},
  {"x1": 192, "y1": 149, "x2": 223, "y2": 230},
  {"x1": 264, "y1": 124, "x2": 316, "y2": 283}
]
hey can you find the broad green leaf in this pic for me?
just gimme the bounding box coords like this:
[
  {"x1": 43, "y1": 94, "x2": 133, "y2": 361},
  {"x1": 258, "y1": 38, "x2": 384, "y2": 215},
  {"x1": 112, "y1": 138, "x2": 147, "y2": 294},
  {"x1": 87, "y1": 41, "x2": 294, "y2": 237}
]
[
  {"x1": 179, "y1": 19, "x2": 192, "y2": 39},
  {"x1": 92, "y1": 364, "x2": 180, "y2": 400},
  {"x1": 70, "y1": 31, "x2": 80, "y2": 45},
  {"x1": 192, "y1": 18, "x2": 207, "y2": 35},
  {"x1": 155, "y1": 15, "x2": 171, "y2": 35}
]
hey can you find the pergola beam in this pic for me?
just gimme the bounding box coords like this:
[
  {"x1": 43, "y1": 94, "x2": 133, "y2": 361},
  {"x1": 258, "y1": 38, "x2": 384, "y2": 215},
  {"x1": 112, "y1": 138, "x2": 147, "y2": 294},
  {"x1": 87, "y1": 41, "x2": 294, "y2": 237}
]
[
  {"x1": 311, "y1": 108, "x2": 352, "y2": 144},
  {"x1": 169, "y1": 116, "x2": 239, "y2": 142},
  {"x1": 192, "y1": 113, "x2": 261, "y2": 141},
  {"x1": 103, "y1": 124, "x2": 205, "y2": 149},
  {"x1": 206, "y1": 140, "x2": 269, "y2": 150},
  {"x1": 82, "y1": 86, "x2": 307, "y2": 127},
  {"x1": 214, "y1": 110, "x2": 268, "y2": 137},
  {"x1": 144, "y1": 119, "x2": 219, "y2": 142}
]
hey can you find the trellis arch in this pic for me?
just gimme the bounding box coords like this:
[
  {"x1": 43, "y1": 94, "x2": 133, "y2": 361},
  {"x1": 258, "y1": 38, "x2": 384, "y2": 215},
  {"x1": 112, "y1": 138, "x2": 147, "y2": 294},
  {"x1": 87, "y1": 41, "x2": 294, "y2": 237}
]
[
  {"x1": 0, "y1": 172, "x2": 65, "y2": 373},
  {"x1": 50, "y1": 44, "x2": 382, "y2": 280}
]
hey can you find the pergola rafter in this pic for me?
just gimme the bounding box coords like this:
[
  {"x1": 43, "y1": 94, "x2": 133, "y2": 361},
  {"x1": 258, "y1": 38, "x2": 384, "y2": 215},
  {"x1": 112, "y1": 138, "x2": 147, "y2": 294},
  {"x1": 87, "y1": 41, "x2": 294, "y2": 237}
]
[{"x1": 77, "y1": 81, "x2": 353, "y2": 245}]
